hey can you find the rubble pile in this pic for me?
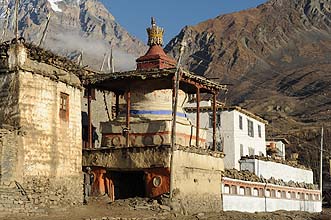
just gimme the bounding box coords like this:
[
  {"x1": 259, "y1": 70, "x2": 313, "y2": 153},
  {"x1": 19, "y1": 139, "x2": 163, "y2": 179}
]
[
  {"x1": 222, "y1": 169, "x2": 261, "y2": 182},
  {"x1": 176, "y1": 144, "x2": 225, "y2": 158},
  {"x1": 222, "y1": 169, "x2": 318, "y2": 190},
  {"x1": 25, "y1": 42, "x2": 84, "y2": 74},
  {"x1": 109, "y1": 196, "x2": 172, "y2": 213},
  {"x1": 241, "y1": 155, "x2": 310, "y2": 170}
]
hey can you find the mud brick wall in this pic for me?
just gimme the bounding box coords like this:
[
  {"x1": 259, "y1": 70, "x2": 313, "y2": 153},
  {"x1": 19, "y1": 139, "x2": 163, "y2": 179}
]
[
  {"x1": 0, "y1": 73, "x2": 20, "y2": 127},
  {"x1": 17, "y1": 70, "x2": 83, "y2": 203},
  {"x1": 172, "y1": 150, "x2": 224, "y2": 214},
  {"x1": 0, "y1": 42, "x2": 84, "y2": 216},
  {"x1": 18, "y1": 71, "x2": 82, "y2": 177},
  {"x1": 0, "y1": 129, "x2": 24, "y2": 184}
]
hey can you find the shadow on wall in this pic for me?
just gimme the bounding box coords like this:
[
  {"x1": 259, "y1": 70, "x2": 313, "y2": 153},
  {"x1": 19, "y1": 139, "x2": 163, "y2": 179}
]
[{"x1": 81, "y1": 112, "x2": 99, "y2": 148}]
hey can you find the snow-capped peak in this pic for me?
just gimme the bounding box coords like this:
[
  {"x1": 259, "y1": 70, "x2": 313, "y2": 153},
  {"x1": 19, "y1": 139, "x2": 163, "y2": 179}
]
[{"x1": 48, "y1": 0, "x2": 63, "y2": 12}]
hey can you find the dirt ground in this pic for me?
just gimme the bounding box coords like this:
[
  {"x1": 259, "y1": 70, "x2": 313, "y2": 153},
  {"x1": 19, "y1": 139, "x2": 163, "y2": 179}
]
[{"x1": 3, "y1": 197, "x2": 331, "y2": 220}]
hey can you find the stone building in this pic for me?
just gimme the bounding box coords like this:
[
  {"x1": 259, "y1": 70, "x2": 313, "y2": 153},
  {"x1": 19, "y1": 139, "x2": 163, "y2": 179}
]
[
  {"x1": 83, "y1": 18, "x2": 227, "y2": 213},
  {"x1": 0, "y1": 39, "x2": 83, "y2": 217}
]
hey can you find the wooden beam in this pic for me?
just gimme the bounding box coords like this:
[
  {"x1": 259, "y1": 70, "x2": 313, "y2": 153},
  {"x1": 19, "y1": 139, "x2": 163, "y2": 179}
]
[
  {"x1": 196, "y1": 86, "x2": 200, "y2": 147},
  {"x1": 115, "y1": 93, "x2": 120, "y2": 118},
  {"x1": 213, "y1": 92, "x2": 217, "y2": 151},
  {"x1": 87, "y1": 87, "x2": 93, "y2": 149},
  {"x1": 125, "y1": 89, "x2": 131, "y2": 147}
]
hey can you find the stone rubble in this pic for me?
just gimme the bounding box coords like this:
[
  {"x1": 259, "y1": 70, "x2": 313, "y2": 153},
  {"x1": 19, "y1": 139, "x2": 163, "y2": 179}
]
[
  {"x1": 241, "y1": 155, "x2": 310, "y2": 170},
  {"x1": 222, "y1": 169, "x2": 318, "y2": 190}
]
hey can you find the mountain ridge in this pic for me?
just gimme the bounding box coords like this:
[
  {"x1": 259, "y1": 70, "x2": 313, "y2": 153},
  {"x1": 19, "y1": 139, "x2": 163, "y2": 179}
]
[
  {"x1": 165, "y1": 0, "x2": 331, "y2": 175},
  {"x1": 0, "y1": 0, "x2": 147, "y2": 70}
]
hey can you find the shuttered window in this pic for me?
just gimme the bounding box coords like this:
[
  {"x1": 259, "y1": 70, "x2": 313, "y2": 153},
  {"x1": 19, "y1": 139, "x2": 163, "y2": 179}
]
[{"x1": 60, "y1": 93, "x2": 69, "y2": 121}]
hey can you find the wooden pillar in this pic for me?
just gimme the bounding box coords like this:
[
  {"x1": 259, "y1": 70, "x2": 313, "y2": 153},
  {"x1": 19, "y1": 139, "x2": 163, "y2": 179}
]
[
  {"x1": 91, "y1": 168, "x2": 106, "y2": 196},
  {"x1": 125, "y1": 89, "x2": 131, "y2": 147},
  {"x1": 87, "y1": 87, "x2": 93, "y2": 149},
  {"x1": 196, "y1": 87, "x2": 200, "y2": 147},
  {"x1": 213, "y1": 92, "x2": 217, "y2": 151},
  {"x1": 171, "y1": 75, "x2": 177, "y2": 149},
  {"x1": 105, "y1": 176, "x2": 115, "y2": 202},
  {"x1": 115, "y1": 93, "x2": 120, "y2": 117},
  {"x1": 170, "y1": 72, "x2": 180, "y2": 199}
]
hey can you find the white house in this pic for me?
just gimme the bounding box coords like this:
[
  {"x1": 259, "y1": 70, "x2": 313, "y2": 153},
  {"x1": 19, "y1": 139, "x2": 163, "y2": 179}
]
[
  {"x1": 185, "y1": 101, "x2": 267, "y2": 170},
  {"x1": 184, "y1": 99, "x2": 322, "y2": 213},
  {"x1": 266, "y1": 138, "x2": 289, "y2": 160}
]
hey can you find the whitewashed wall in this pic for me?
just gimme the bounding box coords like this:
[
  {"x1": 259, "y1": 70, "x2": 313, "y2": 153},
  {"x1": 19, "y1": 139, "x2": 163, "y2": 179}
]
[
  {"x1": 186, "y1": 107, "x2": 267, "y2": 170},
  {"x1": 222, "y1": 110, "x2": 266, "y2": 170},
  {"x1": 223, "y1": 195, "x2": 322, "y2": 213},
  {"x1": 239, "y1": 159, "x2": 314, "y2": 183},
  {"x1": 222, "y1": 178, "x2": 321, "y2": 213}
]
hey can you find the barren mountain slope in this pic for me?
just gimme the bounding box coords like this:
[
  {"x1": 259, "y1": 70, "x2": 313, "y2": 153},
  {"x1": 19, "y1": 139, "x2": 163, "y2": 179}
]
[{"x1": 166, "y1": 0, "x2": 331, "y2": 178}]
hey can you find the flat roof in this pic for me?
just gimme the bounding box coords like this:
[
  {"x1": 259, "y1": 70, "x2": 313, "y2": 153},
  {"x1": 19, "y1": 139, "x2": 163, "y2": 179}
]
[
  {"x1": 185, "y1": 105, "x2": 268, "y2": 124},
  {"x1": 86, "y1": 68, "x2": 227, "y2": 94},
  {"x1": 0, "y1": 39, "x2": 88, "y2": 76},
  {"x1": 266, "y1": 138, "x2": 290, "y2": 144}
]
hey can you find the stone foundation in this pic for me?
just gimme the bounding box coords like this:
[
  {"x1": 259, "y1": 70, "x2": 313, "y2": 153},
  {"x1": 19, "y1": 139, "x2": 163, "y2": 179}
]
[
  {"x1": 0, "y1": 175, "x2": 82, "y2": 218},
  {"x1": 0, "y1": 184, "x2": 44, "y2": 218},
  {"x1": 24, "y1": 175, "x2": 83, "y2": 207}
]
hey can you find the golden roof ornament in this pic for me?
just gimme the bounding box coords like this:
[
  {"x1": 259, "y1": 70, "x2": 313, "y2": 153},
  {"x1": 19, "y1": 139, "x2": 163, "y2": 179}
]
[{"x1": 147, "y1": 17, "x2": 164, "y2": 46}]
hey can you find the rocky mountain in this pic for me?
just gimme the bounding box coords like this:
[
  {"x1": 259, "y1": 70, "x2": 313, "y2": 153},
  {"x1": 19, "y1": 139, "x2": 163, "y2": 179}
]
[
  {"x1": 166, "y1": 0, "x2": 331, "y2": 179},
  {"x1": 0, "y1": 0, "x2": 147, "y2": 70}
]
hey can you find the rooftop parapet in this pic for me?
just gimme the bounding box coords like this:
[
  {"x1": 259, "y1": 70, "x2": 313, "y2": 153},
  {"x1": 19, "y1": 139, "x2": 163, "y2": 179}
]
[{"x1": 0, "y1": 38, "x2": 96, "y2": 88}]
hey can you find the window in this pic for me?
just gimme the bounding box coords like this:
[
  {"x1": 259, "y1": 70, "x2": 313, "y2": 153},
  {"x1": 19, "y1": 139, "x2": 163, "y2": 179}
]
[
  {"x1": 276, "y1": 190, "x2": 281, "y2": 198},
  {"x1": 231, "y1": 185, "x2": 237, "y2": 194},
  {"x1": 209, "y1": 114, "x2": 213, "y2": 128},
  {"x1": 248, "y1": 147, "x2": 254, "y2": 156},
  {"x1": 239, "y1": 187, "x2": 245, "y2": 195},
  {"x1": 188, "y1": 94, "x2": 196, "y2": 102},
  {"x1": 223, "y1": 185, "x2": 230, "y2": 194},
  {"x1": 209, "y1": 113, "x2": 221, "y2": 128},
  {"x1": 247, "y1": 119, "x2": 254, "y2": 137},
  {"x1": 216, "y1": 141, "x2": 223, "y2": 152},
  {"x1": 60, "y1": 93, "x2": 69, "y2": 121},
  {"x1": 258, "y1": 125, "x2": 262, "y2": 138},
  {"x1": 240, "y1": 144, "x2": 244, "y2": 157},
  {"x1": 281, "y1": 191, "x2": 287, "y2": 199},
  {"x1": 253, "y1": 188, "x2": 259, "y2": 196},
  {"x1": 271, "y1": 190, "x2": 276, "y2": 197},
  {"x1": 245, "y1": 187, "x2": 251, "y2": 196},
  {"x1": 297, "y1": 192, "x2": 301, "y2": 199},
  {"x1": 265, "y1": 189, "x2": 271, "y2": 197},
  {"x1": 239, "y1": 115, "x2": 243, "y2": 130},
  {"x1": 216, "y1": 114, "x2": 221, "y2": 126},
  {"x1": 84, "y1": 88, "x2": 96, "y2": 100}
]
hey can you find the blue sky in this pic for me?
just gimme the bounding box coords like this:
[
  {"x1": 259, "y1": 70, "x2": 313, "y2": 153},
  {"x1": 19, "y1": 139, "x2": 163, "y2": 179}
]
[{"x1": 101, "y1": 0, "x2": 268, "y2": 44}]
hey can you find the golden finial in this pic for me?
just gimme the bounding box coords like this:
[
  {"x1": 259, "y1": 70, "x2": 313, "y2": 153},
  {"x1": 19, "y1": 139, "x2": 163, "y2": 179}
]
[{"x1": 147, "y1": 17, "x2": 164, "y2": 46}]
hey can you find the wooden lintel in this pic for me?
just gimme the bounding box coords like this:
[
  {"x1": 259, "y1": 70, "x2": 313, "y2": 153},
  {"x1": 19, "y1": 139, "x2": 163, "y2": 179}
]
[{"x1": 180, "y1": 77, "x2": 221, "y2": 94}]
